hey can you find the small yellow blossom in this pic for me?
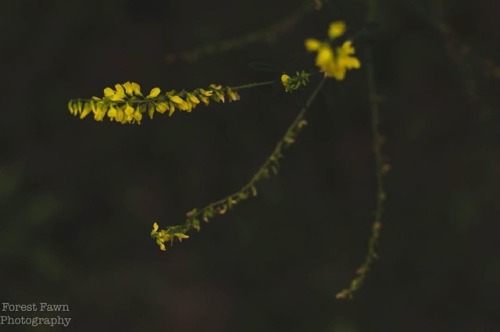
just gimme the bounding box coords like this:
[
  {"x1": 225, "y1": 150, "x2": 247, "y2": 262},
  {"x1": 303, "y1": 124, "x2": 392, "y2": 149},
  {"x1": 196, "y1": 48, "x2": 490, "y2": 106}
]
[
  {"x1": 104, "y1": 87, "x2": 115, "y2": 98},
  {"x1": 80, "y1": 103, "x2": 91, "y2": 119},
  {"x1": 174, "y1": 233, "x2": 189, "y2": 242},
  {"x1": 115, "y1": 108, "x2": 124, "y2": 122},
  {"x1": 147, "y1": 103, "x2": 155, "y2": 119},
  {"x1": 108, "y1": 106, "x2": 117, "y2": 119},
  {"x1": 187, "y1": 93, "x2": 200, "y2": 104},
  {"x1": 199, "y1": 89, "x2": 213, "y2": 96},
  {"x1": 305, "y1": 39, "x2": 321, "y2": 51},
  {"x1": 226, "y1": 88, "x2": 240, "y2": 102},
  {"x1": 147, "y1": 87, "x2": 161, "y2": 98},
  {"x1": 123, "y1": 82, "x2": 134, "y2": 96},
  {"x1": 151, "y1": 222, "x2": 159, "y2": 236},
  {"x1": 328, "y1": 21, "x2": 346, "y2": 39},
  {"x1": 114, "y1": 84, "x2": 126, "y2": 100},
  {"x1": 280, "y1": 71, "x2": 310, "y2": 92},
  {"x1": 281, "y1": 74, "x2": 291, "y2": 85},
  {"x1": 133, "y1": 110, "x2": 142, "y2": 123},
  {"x1": 155, "y1": 102, "x2": 168, "y2": 113}
]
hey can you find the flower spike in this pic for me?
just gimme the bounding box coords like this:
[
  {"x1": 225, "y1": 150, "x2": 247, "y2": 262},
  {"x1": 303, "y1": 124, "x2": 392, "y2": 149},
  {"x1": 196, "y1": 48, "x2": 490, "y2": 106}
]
[{"x1": 68, "y1": 82, "x2": 241, "y2": 125}]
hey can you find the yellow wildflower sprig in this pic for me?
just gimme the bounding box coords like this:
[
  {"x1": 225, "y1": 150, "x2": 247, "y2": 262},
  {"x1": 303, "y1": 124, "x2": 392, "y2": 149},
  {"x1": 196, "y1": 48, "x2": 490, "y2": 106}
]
[
  {"x1": 281, "y1": 70, "x2": 310, "y2": 92},
  {"x1": 336, "y1": 48, "x2": 388, "y2": 300},
  {"x1": 67, "y1": 81, "x2": 240, "y2": 125},
  {"x1": 305, "y1": 21, "x2": 361, "y2": 80},
  {"x1": 151, "y1": 77, "x2": 327, "y2": 252}
]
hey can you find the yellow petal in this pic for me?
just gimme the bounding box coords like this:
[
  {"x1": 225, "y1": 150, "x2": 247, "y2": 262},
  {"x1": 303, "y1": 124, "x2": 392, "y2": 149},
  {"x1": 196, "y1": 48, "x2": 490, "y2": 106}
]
[
  {"x1": 123, "y1": 82, "x2": 134, "y2": 96},
  {"x1": 281, "y1": 74, "x2": 291, "y2": 84},
  {"x1": 156, "y1": 102, "x2": 168, "y2": 113},
  {"x1": 80, "y1": 103, "x2": 92, "y2": 119},
  {"x1": 338, "y1": 41, "x2": 355, "y2": 56},
  {"x1": 227, "y1": 89, "x2": 240, "y2": 101},
  {"x1": 94, "y1": 110, "x2": 105, "y2": 121},
  {"x1": 124, "y1": 104, "x2": 134, "y2": 116},
  {"x1": 108, "y1": 106, "x2": 117, "y2": 119},
  {"x1": 214, "y1": 91, "x2": 225, "y2": 103},
  {"x1": 316, "y1": 46, "x2": 334, "y2": 67},
  {"x1": 147, "y1": 103, "x2": 155, "y2": 119},
  {"x1": 113, "y1": 84, "x2": 126, "y2": 100},
  {"x1": 93, "y1": 103, "x2": 106, "y2": 121},
  {"x1": 174, "y1": 233, "x2": 189, "y2": 242},
  {"x1": 114, "y1": 108, "x2": 122, "y2": 121},
  {"x1": 199, "y1": 95, "x2": 209, "y2": 105},
  {"x1": 133, "y1": 110, "x2": 142, "y2": 123},
  {"x1": 104, "y1": 87, "x2": 115, "y2": 97},
  {"x1": 168, "y1": 107, "x2": 175, "y2": 117},
  {"x1": 169, "y1": 95, "x2": 188, "y2": 110},
  {"x1": 132, "y1": 82, "x2": 142, "y2": 96},
  {"x1": 305, "y1": 39, "x2": 321, "y2": 51},
  {"x1": 328, "y1": 21, "x2": 346, "y2": 39},
  {"x1": 199, "y1": 88, "x2": 213, "y2": 96},
  {"x1": 168, "y1": 95, "x2": 185, "y2": 104},
  {"x1": 187, "y1": 93, "x2": 200, "y2": 104},
  {"x1": 68, "y1": 101, "x2": 76, "y2": 115},
  {"x1": 147, "y1": 87, "x2": 161, "y2": 98},
  {"x1": 338, "y1": 56, "x2": 361, "y2": 69},
  {"x1": 151, "y1": 222, "x2": 159, "y2": 236}
]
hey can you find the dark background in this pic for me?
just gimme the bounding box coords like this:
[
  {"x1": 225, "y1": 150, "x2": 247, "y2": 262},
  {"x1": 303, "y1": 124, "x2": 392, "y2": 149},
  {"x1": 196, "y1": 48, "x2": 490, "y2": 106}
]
[{"x1": 1, "y1": 0, "x2": 499, "y2": 331}]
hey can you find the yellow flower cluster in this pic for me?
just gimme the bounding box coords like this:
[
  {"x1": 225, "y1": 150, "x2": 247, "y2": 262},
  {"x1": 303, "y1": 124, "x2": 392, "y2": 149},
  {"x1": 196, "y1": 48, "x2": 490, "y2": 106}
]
[
  {"x1": 150, "y1": 222, "x2": 189, "y2": 251},
  {"x1": 305, "y1": 21, "x2": 361, "y2": 80},
  {"x1": 68, "y1": 81, "x2": 240, "y2": 124},
  {"x1": 280, "y1": 70, "x2": 310, "y2": 92}
]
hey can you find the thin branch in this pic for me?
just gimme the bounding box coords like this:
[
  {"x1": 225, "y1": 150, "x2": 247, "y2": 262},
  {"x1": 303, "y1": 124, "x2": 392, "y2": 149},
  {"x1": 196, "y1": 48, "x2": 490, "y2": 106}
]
[
  {"x1": 155, "y1": 77, "x2": 327, "y2": 247},
  {"x1": 336, "y1": 46, "x2": 386, "y2": 300}
]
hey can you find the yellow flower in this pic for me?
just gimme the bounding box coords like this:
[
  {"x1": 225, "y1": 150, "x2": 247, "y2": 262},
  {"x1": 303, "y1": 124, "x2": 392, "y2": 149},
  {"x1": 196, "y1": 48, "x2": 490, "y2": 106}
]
[{"x1": 305, "y1": 22, "x2": 361, "y2": 80}]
